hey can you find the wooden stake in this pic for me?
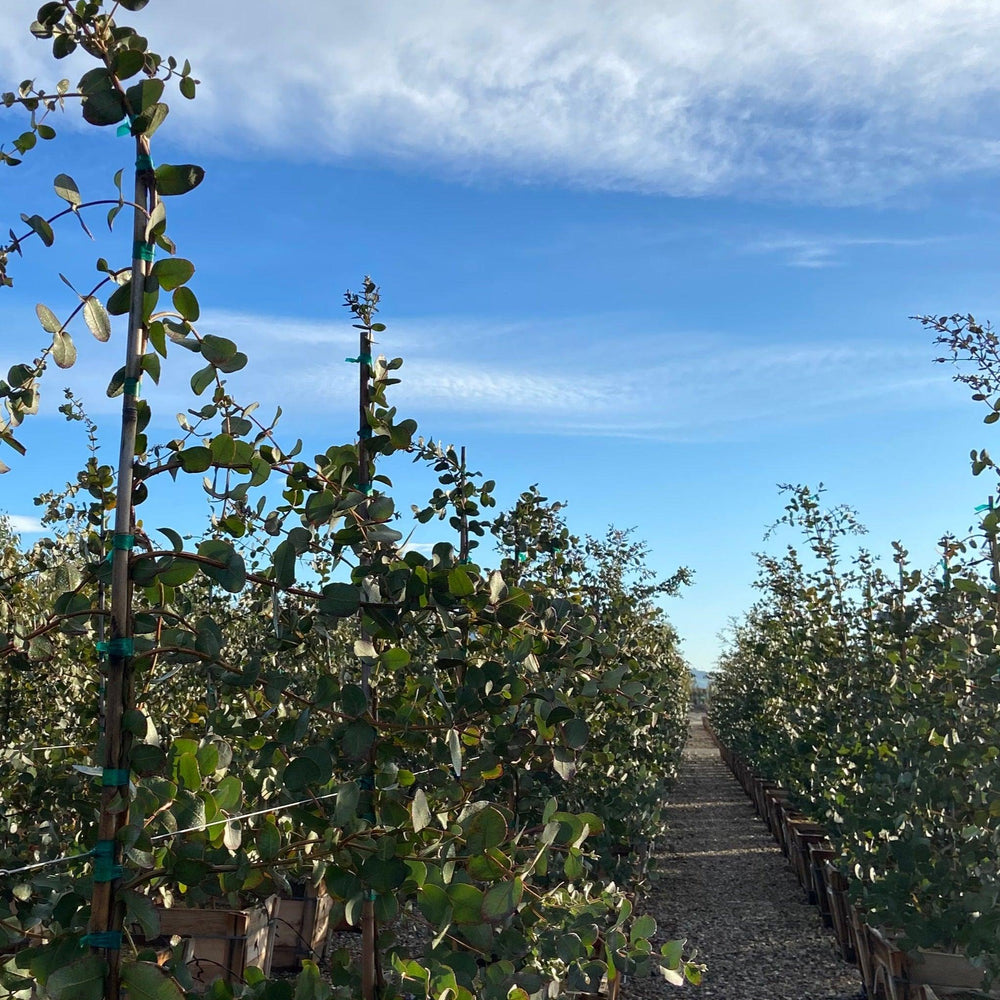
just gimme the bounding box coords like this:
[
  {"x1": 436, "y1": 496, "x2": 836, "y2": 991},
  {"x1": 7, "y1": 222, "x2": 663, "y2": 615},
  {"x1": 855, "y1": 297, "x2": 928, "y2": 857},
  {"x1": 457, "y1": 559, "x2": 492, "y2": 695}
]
[
  {"x1": 89, "y1": 133, "x2": 156, "y2": 1000},
  {"x1": 355, "y1": 297, "x2": 378, "y2": 1000}
]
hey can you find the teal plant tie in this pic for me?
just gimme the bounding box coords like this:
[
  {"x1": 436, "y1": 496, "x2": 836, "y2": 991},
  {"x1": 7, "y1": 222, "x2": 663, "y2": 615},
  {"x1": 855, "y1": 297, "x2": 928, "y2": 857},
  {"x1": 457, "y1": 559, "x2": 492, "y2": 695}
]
[
  {"x1": 359, "y1": 426, "x2": 373, "y2": 440},
  {"x1": 135, "y1": 153, "x2": 154, "y2": 172},
  {"x1": 123, "y1": 376, "x2": 141, "y2": 398},
  {"x1": 976, "y1": 503, "x2": 991, "y2": 513},
  {"x1": 517, "y1": 551, "x2": 527, "y2": 563},
  {"x1": 355, "y1": 483, "x2": 374, "y2": 496},
  {"x1": 345, "y1": 354, "x2": 373, "y2": 365},
  {"x1": 101, "y1": 768, "x2": 129, "y2": 787},
  {"x1": 112, "y1": 533, "x2": 135, "y2": 551},
  {"x1": 132, "y1": 240, "x2": 155, "y2": 263},
  {"x1": 367, "y1": 889, "x2": 377, "y2": 901},
  {"x1": 116, "y1": 114, "x2": 137, "y2": 138},
  {"x1": 92, "y1": 841, "x2": 123, "y2": 883},
  {"x1": 82, "y1": 930, "x2": 122, "y2": 949},
  {"x1": 95, "y1": 638, "x2": 134, "y2": 657}
]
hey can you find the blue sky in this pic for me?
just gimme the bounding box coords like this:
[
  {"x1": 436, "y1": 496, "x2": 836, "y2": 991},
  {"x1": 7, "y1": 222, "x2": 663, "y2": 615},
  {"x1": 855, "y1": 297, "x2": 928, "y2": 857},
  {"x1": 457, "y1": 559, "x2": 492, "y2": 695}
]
[{"x1": 3, "y1": 1, "x2": 1000, "y2": 675}]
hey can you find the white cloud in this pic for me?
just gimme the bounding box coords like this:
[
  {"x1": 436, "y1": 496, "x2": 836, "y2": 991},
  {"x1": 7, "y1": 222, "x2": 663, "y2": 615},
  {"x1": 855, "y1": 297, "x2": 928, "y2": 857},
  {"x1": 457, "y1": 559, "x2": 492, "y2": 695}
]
[
  {"x1": 153, "y1": 309, "x2": 949, "y2": 441},
  {"x1": 0, "y1": 305, "x2": 957, "y2": 446},
  {"x1": 746, "y1": 233, "x2": 949, "y2": 268},
  {"x1": 3, "y1": 1, "x2": 1000, "y2": 202},
  {"x1": 3, "y1": 514, "x2": 43, "y2": 533}
]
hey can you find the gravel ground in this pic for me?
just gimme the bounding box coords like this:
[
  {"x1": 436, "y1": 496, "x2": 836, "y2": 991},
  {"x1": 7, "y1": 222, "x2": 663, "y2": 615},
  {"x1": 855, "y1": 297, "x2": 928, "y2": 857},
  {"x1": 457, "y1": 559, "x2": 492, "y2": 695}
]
[{"x1": 627, "y1": 714, "x2": 863, "y2": 1000}]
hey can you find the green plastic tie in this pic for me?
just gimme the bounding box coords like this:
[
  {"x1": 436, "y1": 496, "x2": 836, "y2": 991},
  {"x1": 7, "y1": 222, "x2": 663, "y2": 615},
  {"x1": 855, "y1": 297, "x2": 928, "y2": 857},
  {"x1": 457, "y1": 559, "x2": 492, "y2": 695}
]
[
  {"x1": 135, "y1": 154, "x2": 154, "y2": 172},
  {"x1": 345, "y1": 354, "x2": 373, "y2": 365},
  {"x1": 91, "y1": 840, "x2": 123, "y2": 883},
  {"x1": 358, "y1": 426, "x2": 373, "y2": 441},
  {"x1": 517, "y1": 552, "x2": 527, "y2": 563},
  {"x1": 132, "y1": 240, "x2": 155, "y2": 263},
  {"x1": 367, "y1": 889, "x2": 377, "y2": 901},
  {"x1": 81, "y1": 930, "x2": 122, "y2": 949},
  {"x1": 95, "y1": 638, "x2": 134, "y2": 657},
  {"x1": 112, "y1": 533, "x2": 134, "y2": 551},
  {"x1": 123, "y1": 376, "x2": 141, "y2": 398},
  {"x1": 101, "y1": 768, "x2": 129, "y2": 787}
]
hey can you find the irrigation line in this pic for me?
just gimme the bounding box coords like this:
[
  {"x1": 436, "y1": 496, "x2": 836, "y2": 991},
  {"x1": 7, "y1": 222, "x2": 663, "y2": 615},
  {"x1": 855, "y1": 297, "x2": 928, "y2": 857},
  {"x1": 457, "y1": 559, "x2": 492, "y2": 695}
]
[
  {"x1": 0, "y1": 791, "x2": 340, "y2": 876},
  {"x1": 149, "y1": 790, "x2": 341, "y2": 841},
  {"x1": 0, "y1": 849, "x2": 93, "y2": 879},
  {"x1": 0, "y1": 744, "x2": 88, "y2": 753}
]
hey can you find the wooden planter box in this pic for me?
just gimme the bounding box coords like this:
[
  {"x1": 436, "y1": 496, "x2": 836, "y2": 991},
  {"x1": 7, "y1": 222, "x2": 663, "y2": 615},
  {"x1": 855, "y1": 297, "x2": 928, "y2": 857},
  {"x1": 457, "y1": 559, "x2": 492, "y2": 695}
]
[
  {"x1": 788, "y1": 824, "x2": 829, "y2": 898},
  {"x1": 850, "y1": 906, "x2": 879, "y2": 996},
  {"x1": 824, "y1": 862, "x2": 856, "y2": 964},
  {"x1": 764, "y1": 787, "x2": 792, "y2": 840},
  {"x1": 847, "y1": 903, "x2": 1000, "y2": 1000},
  {"x1": 271, "y1": 884, "x2": 334, "y2": 971},
  {"x1": 808, "y1": 842, "x2": 837, "y2": 926},
  {"x1": 904, "y1": 949, "x2": 994, "y2": 998},
  {"x1": 156, "y1": 896, "x2": 277, "y2": 988}
]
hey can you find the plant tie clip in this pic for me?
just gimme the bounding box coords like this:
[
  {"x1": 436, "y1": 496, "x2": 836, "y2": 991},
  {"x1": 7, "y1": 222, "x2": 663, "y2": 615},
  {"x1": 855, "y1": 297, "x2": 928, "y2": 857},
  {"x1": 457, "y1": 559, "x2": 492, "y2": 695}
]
[
  {"x1": 95, "y1": 637, "x2": 134, "y2": 657},
  {"x1": 81, "y1": 930, "x2": 122, "y2": 949},
  {"x1": 105, "y1": 533, "x2": 135, "y2": 561},
  {"x1": 132, "y1": 239, "x2": 155, "y2": 263},
  {"x1": 123, "y1": 376, "x2": 141, "y2": 397},
  {"x1": 101, "y1": 768, "x2": 129, "y2": 787},
  {"x1": 116, "y1": 114, "x2": 137, "y2": 137},
  {"x1": 345, "y1": 354, "x2": 373, "y2": 365},
  {"x1": 92, "y1": 840, "x2": 123, "y2": 882}
]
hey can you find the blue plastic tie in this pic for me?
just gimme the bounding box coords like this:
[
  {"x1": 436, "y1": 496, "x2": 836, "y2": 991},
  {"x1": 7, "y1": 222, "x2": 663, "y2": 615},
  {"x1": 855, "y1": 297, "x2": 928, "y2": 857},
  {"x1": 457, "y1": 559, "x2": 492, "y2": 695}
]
[
  {"x1": 345, "y1": 354, "x2": 373, "y2": 365},
  {"x1": 133, "y1": 240, "x2": 155, "y2": 263},
  {"x1": 92, "y1": 840, "x2": 123, "y2": 883},
  {"x1": 123, "y1": 376, "x2": 141, "y2": 397},
  {"x1": 135, "y1": 154, "x2": 153, "y2": 172},
  {"x1": 358, "y1": 426, "x2": 373, "y2": 440},
  {"x1": 95, "y1": 638, "x2": 134, "y2": 657},
  {"x1": 82, "y1": 930, "x2": 122, "y2": 949},
  {"x1": 102, "y1": 768, "x2": 129, "y2": 787}
]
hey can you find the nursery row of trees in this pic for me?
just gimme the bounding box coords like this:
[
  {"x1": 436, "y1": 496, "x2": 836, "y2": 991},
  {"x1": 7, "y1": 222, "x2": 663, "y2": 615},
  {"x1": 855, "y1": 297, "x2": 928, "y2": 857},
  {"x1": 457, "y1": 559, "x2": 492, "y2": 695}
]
[
  {"x1": 710, "y1": 313, "x2": 1000, "y2": 980},
  {"x1": 0, "y1": 3, "x2": 698, "y2": 998}
]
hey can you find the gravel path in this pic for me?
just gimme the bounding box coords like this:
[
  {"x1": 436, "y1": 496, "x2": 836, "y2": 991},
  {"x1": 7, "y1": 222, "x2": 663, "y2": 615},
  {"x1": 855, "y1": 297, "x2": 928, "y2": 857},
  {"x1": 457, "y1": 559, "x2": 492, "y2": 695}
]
[{"x1": 630, "y1": 714, "x2": 863, "y2": 999}]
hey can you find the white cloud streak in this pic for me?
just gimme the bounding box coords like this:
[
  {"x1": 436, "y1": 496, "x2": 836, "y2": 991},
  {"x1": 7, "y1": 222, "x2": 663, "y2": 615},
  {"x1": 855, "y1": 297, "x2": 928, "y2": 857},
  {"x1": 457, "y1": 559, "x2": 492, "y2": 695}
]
[
  {"x1": 2, "y1": 514, "x2": 43, "y2": 533},
  {"x1": 746, "y1": 234, "x2": 949, "y2": 268},
  {"x1": 3, "y1": 1, "x2": 1000, "y2": 202},
  {"x1": 0, "y1": 304, "x2": 954, "y2": 444}
]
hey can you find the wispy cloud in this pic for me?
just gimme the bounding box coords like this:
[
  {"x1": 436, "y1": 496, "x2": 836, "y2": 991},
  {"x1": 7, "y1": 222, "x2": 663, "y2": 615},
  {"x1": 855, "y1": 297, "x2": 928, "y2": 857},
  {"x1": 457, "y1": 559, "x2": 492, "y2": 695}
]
[
  {"x1": 2, "y1": 514, "x2": 43, "y2": 534},
  {"x1": 145, "y1": 310, "x2": 953, "y2": 442},
  {"x1": 3, "y1": 1, "x2": 1000, "y2": 203},
  {"x1": 746, "y1": 233, "x2": 949, "y2": 268}
]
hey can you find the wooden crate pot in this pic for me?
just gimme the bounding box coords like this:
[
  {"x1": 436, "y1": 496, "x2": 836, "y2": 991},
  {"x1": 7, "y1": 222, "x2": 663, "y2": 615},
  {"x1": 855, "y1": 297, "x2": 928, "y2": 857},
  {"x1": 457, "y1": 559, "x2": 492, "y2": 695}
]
[
  {"x1": 902, "y1": 948, "x2": 998, "y2": 1000},
  {"x1": 156, "y1": 895, "x2": 278, "y2": 988},
  {"x1": 850, "y1": 907, "x2": 878, "y2": 997},
  {"x1": 787, "y1": 823, "x2": 828, "y2": 898},
  {"x1": 763, "y1": 787, "x2": 792, "y2": 840},
  {"x1": 808, "y1": 842, "x2": 837, "y2": 927},
  {"x1": 824, "y1": 862, "x2": 855, "y2": 964},
  {"x1": 271, "y1": 884, "x2": 334, "y2": 971}
]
